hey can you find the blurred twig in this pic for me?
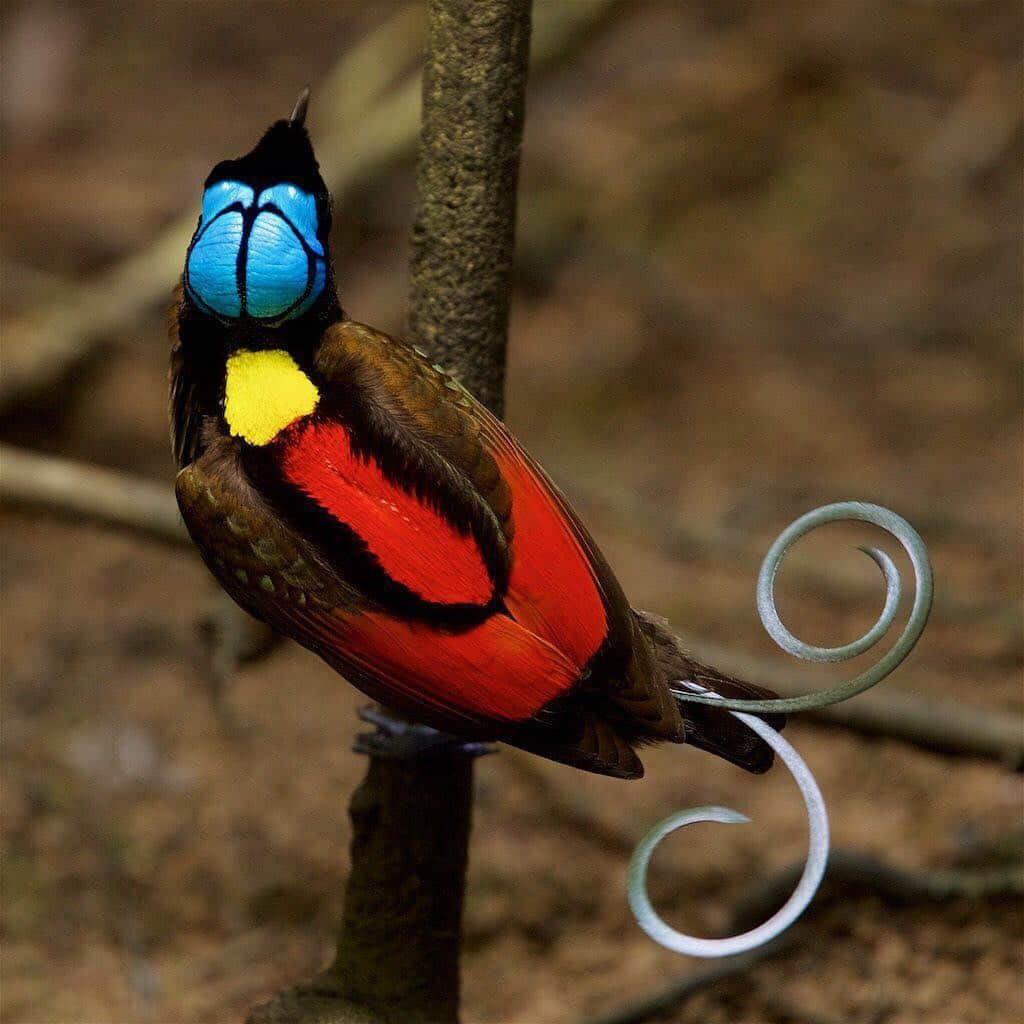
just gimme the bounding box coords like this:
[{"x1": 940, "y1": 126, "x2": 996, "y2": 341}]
[
  {"x1": 0, "y1": 445, "x2": 279, "y2": 722},
  {"x1": 692, "y1": 638, "x2": 1024, "y2": 769},
  {"x1": 5, "y1": 443, "x2": 1022, "y2": 767},
  {"x1": 0, "y1": 0, "x2": 622, "y2": 415},
  {"x1": 197, "y1": 591, "x2": 283, "y2": 732},
  {"x1": 0, "y1": 7, "x2": 423, "y2": 414},
  {"x1": 581, "y1": 936, "x2": 800, "y2": 1024},
  {"x1": 730, "y1": 849, "x2": 1024, "y2": 935},
  {"x1": 502, "y1": 749, "x2": 637, "y2": 856},
  {"x1": 0, "y1": 443, "x2": 186, "y2": 545},
  {"x1": 566, "y1": 474, "x2": 1018, "y2": 628},
  {"x1": 587, "y1": 846, "x2": 1024, "y2": 1024}
]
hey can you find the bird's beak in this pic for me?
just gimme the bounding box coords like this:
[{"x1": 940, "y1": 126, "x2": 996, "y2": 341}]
[{"x1": 289, "y1": 86, "x2": 310, "y2": 129}]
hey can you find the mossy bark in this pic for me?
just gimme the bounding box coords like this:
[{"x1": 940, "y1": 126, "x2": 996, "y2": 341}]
[
  {"x1": 408, "y1": 0, "x2": 533, "y2": 417},
  {"x1": 246, "y1": 2, "x2": 532, "y2": 1021}
]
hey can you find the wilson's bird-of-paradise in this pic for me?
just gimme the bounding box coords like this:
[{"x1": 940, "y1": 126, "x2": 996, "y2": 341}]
[
  {"x1": 169, "y1": 88, "x2": 938, "y2": 962},
  {"x1": 171, "y1": 92, "x2": 785, "y2": 780}
]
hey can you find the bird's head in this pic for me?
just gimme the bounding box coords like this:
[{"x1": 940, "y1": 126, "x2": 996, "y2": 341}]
[{"x1": 184, "y1": 88, "x2": 333, "y2": 326}]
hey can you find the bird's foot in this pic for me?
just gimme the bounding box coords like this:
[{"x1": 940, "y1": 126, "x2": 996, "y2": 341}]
[{"x1": 354, "y1": 706, "x2": 496, "y2": 760}]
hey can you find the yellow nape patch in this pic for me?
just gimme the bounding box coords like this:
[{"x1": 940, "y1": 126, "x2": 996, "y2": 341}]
[{"x1": 224, "y1": 349, "x2": 320, "y2": 446}]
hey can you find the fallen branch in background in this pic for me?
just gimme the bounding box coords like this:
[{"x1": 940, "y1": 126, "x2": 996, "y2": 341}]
[
  {"x1": 2, "y1": 440, "x2": 1008, "y2": 636},
  {"x1": 197, "y1": 591, "x2": 283, "y2": 731},
  {"x1": 589, "y1": 839, "x2": 1019, "y2": 1024},
  {"x1": 693, "y1": 638, "x2": 1024, "y2": 769},
  {"x1": 589, "y1": 845, "x2": 1024, "y2": 1024},
  {"x1": 3, "y1": 441, "x2": 1021, "y2": 767},
  {"x1": 0, "y1": 0, "x2": 622, "y2": 415},
  {"x1": 0, "y1": 6, "x2": 423, "y2": 414},
  {"x1": 581, "y1": 936, "x2": 800, "y2": 1024},
  {"x1": 566, "y1": 474, "x2": 1017, "y2": 628},
  {"x1": 0, "y1": 443, "x2": 186, "y2": 546},
  {"x1": 502, "y1": 749, "x2": 637, "y2": 857},
  {"x1": 0, "y1": 444, "x2": 280, "y2": 723},
  {"x1": 730, "y1": 849, "x2": 1024, "y2": 935}
]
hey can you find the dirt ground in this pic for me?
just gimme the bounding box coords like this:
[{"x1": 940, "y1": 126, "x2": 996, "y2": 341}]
[{"x1": 2, "y1": 2, "x2": 1022, "y2": 1022}]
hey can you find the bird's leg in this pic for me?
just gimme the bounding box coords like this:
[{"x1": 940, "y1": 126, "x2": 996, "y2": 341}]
[{"x1": 354, "y1": 706, "x2": 496, "y2": 760}]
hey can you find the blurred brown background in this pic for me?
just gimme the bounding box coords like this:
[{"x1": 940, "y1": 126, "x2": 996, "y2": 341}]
[{"x1": 1, "y1": 2, "x2": 1021, "y2": 1022}]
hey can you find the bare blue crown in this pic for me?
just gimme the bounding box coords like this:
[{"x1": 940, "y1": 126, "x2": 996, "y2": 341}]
[{"x1": 185, "y1": 180, "x2": 326, "y2": 322}]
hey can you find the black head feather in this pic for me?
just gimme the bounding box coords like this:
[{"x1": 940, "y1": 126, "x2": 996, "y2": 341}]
[{"x1": 204, "y1": 114, "x2": 331, "y2": 240}]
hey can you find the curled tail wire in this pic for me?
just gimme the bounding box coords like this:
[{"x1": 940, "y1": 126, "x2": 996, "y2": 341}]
[
  {"x1": 627, "y1": 502, "x2": 932, "y2": 956},
  {"x1": 629, "y1": 682, "x2": 828, "y2": 957},
  {"x1": 674, "y1": 501, "x2": 933, "y2": 714}
]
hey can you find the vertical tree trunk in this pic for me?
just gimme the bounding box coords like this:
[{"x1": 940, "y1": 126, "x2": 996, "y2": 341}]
[
  {"x1": 247, "y1": 2, "x2": 533, "y2": 1021},
  {"x1": 408, "y1": 0, "x2": 532, "y2": 417}
]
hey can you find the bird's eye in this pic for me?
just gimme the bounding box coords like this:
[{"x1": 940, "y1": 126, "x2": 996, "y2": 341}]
[{"x1": 185, "y1": 181, "x2": 325, "y2": 322}]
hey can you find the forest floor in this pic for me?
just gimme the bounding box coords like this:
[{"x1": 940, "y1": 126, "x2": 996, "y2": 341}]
[{"x1": 2, "y1": 2, "x2": 1022, "y2": 1022}]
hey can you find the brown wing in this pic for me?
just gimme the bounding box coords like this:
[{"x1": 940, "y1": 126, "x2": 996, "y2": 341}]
[
  {"x1": 314, "y1": 321, "x2": 684, "y2": 742},
  {"x1": 176, "y1": 439, "x2": 585, "y2": 738}
]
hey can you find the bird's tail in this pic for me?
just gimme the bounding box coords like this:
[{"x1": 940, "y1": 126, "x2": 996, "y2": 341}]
[{"x1": 634, "y1": 610, "x2": 785, "y2": 774}]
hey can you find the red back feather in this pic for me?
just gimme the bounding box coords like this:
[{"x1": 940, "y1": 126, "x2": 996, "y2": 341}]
[{"x1": 282, "y1": 420, "x2": 494, "y2": 606}]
